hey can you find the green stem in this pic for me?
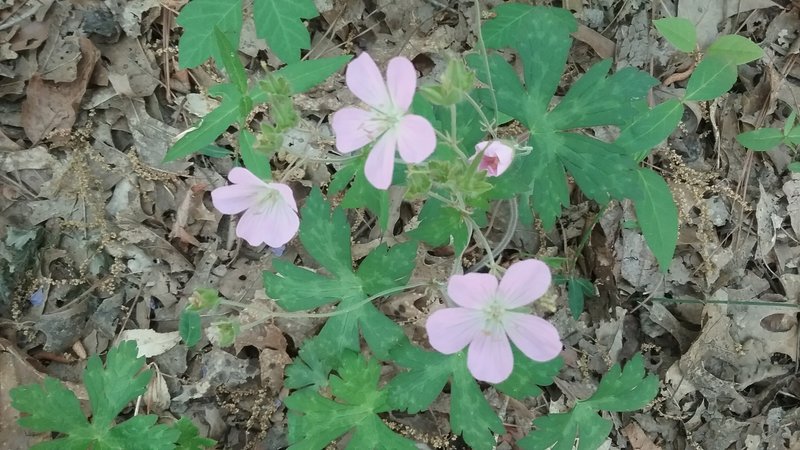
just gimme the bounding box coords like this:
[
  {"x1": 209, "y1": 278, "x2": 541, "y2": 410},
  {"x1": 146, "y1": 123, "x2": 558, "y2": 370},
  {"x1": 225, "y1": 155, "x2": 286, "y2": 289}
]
[
  {"x1": 474, "y1": 0, "x2": 499, "y2": 124},
  {"x1": 465, "y1": 93, "x2": 498, "y2": 140}
]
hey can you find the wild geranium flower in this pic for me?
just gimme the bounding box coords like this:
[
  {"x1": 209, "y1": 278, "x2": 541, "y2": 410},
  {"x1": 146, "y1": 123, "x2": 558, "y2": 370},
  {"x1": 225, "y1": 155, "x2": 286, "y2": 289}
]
[
  {"x1": 473, "y1": 140, "x2": 513, "y2": 177},
  {"x1": 210, "y1": 167, "x2": 299, "y2": 248},
  {"x1": 426, "y1": 259, "x2": 562, "y2": 383},
  {"x1": 332, "y1": 52, "x2": 436, "y2": 190}
]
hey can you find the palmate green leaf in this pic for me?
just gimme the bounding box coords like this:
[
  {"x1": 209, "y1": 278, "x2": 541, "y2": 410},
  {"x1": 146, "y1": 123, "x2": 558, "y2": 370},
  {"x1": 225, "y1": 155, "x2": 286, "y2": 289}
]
[
  {"x1": 11, "y1": 341, "x2": 182, "y2": 450},
  {"x1": 285, "y1": 352, "x2": 416, "y2": 450},
  {"x1": 254, "y1": 0, "x2": 318, "y2": 63},
  {"x1": 566, "y1": 277, "x2": 594, "y2": 320},
  {"x1": 788, "y1": 161, "x2": 800, "y2": 172},
  {"x1": 284, "y1": 337, "x2": 337, "y2": 392},
  {"x1": 177, "y1": 0, "x2": 242, "y2": 69},
  {"x1": 264, "y1": 190, "x2": 416, "y2": 360},
  {"x1": 684, "y1": 55, "x2": 737, "y2": 101},
  {"x1": 174, "y1": 417, "x2": 217, "y2": 449},
  {"x1": 616, "y1": 99, "x2": 684, "y2": 160},
  {"x1": 341, "y1": 168, "x2": 391, "y2": 230},
  {"x1": 407, "y1": 198, "x2": 469, "y2": 255},
  {"x1": 213, "y1": 27, "x2": 248, "y2": 94},
  {"x1": 706, "y1": 34, "x2": 763, "y2": 64},
  {"x1": 388, "y1": 341, "x2": 560, "y2": 450},
  {"x1": 736, "y1": 127, "x2": 783, "y2": 151},
  {"x1": 519, "y1": 354, "x2": 658, "y2": 450},
  {"x1": 165, "y1": 57, "x2": 350, "y2": 162},
  {"x1": 630, "y1": 168, "x2": 679, "y2": 271},
  {"x1": 653, "y1": 17, "x2": 697, "y2": 52}
]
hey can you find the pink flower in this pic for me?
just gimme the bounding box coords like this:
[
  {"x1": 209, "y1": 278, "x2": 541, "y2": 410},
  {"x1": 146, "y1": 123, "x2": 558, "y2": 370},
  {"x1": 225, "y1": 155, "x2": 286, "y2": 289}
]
[
  {"x1": 332, "y1": 53, "x2": 436, "y2": 190},
  {"x1": 474, "y1": 140, "x2": 513, "y2": 176},
  {"x1": 210, "y1": 167, "x2": 299, "y2": 248},
  {"x1": 426, "y1": 260, "x2": 562, "y2": 383}
]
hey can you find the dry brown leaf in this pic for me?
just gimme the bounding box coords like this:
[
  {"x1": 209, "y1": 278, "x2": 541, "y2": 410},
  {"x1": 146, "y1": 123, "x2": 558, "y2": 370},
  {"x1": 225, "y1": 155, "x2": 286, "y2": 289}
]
[
  {"x1": 573, "y1": 24, "x2": 615, "y2": 59},
  {"x1": 21, "y1": 37, "x2": 99, "y2": 143},
  {"x1": 678, "y1": 0, "x2": 779, "y2": 47},
  {"x1": 622, "y1": 422, "x2": 661, "y2": 450}
]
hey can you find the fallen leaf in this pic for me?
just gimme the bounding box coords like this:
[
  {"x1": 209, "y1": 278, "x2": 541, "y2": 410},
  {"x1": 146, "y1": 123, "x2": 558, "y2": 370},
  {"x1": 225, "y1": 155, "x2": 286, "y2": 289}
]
[{"x1": 118, "y1": 329, "x2": 182, "y2": 357}]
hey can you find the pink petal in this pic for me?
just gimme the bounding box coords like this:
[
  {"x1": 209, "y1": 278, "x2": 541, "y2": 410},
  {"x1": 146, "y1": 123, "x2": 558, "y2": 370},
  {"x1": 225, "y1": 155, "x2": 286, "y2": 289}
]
[
  {"x1": 426, "y1": 307, "x2": 483, "y2": 354},
  {"x1": 395, "y1": 114, "x2": 436, "y2": 163},
  {"x1": 497, "y1": 259, "x2": 552, "y2": 308},
  {"x1": 331, "y1": 107, "x2": 384, "y2": 153},
  {"x1": 261, "y1": 200, "x2": 300, "y2": 248},
  {"x1": 504, "y1": 312, "x2": 562, "y2": 361},
  {"x1": 346, "y1": 53, "x2": 391, "y2": 110},
  {"x1": 211, "y1": 184, "x2": 263, "y2": 215},
  {"x1": 467, "y1": 330, "x2": 514, "y2": 383},
  {"x1": 447, "y1": 273, "x2": 498, "y2": 309},
  {"x1": 386, "y1": 57, "x2": 416, "y2": 112},
  {"x1": 363, "y1": 130, "x2": 397, "y2": 190},
  {"x1": 228, "y1": 167, "x2": 268, "y2": 186},
  {"x1": 266, "y1": 183, "x2": 298, "y2": 212},
  {"x1": 476, "y1": 141, "x2": 514, "y2": 176},
  {"x1": 235, "y1": 201, "x2": 299, "y2": 247}
]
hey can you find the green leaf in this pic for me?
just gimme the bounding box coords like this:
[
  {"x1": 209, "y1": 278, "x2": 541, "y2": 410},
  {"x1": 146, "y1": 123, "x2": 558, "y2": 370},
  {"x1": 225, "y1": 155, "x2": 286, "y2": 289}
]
[
  {"x1": 328, "y1": 161, "x2": 358, "y2": 195},
  {"x1": 179, "y1": 309, "x2": 202, "y2": 347},
  {"x1": 450, "y1": 356, "x2": 506, "y2": 450},
  {"x1": 265, "y1": 259, "x2": 359, "y2": 311},
  {"x1": 262, "y1": 56, "x2": 352, "y2": 97},
  {"x1": 11, "y1": 377, "x2": 89, "y2": 434},
  {"x1": 616, "y1": 99, "x2": 684, "y2": 160},
  {"x1": 684, "y1": 55, "x2": 737, "y2": 101},
  {"x1": 285, "y1": 352, "x2": 416, "y2": 450},
  {"x1": 784, "y1": 111, "x2": 797, "y2": 136},
  {"x1": 495, "y1": 351, "x2": 562, "y2": 399},
  {"x1": 239, "y1": 130, "x2": 271, "y2": 179},
  {"x1": 356, "y1": 242, "x2": 417, "y2": 296},
  {"x1": 341, "y1": 168, "x2": 391, "y2": 230},
  {"x1": 466, "y1": 53, "x2": 527, "y2": 123},
  {"x1": 213, "y1": 26, "x2": 248, "y2": 94},
  {"x1": 164, "y1": 83, "x2": 242, "y2": 162},
  {"x1": 630, "y1": 169, "x2": 679, "y2": 271},
  {"x1": 177, "y1": 0, "x2": 242, "y2": 69},
  {"x1": 284, "y1": 337, "x2": 336, "y2": 392},
  {"x1": 706, "y1": 34, "x2": 763, "y2": 64},
  {"x1": 174, "y1": 417, "x2": 217, "y2": 449},
  {"x1": 520, "y1": 354, "x2": 658, "y2": 450},
  {"x1": 566, "y1": 278, "x2": 594, "y2": 320},
  {"x1": 298, "y1": 188, "x2": 353, "y2": 277},
  {"x1": 196, "y1": 145, "x2": 231, "y2": 158},
  {"x1": 253, "y1": 0, "x2": 317, "y2": 63},
  {"x1": 736, "y1": 127, "x2": 783, "y2": 151},
  {"x1": 386, "y1": 342, "x2": 452, "y2": 413},
  {"x1": 11, "y1": 341, "x2": 183, "y2": 450},
  {"x1": 787, "y1": 125, "x2": 800, "y2": 146},
  {"x1": 407, "y1": 198, "x2": 469, "y2": 255},
  {"x1": 788, "y1": 161, "x2": 800, "y2": 172},
  {"x1": 653, "y1": 17, "x2": 697, "y2": 52}
]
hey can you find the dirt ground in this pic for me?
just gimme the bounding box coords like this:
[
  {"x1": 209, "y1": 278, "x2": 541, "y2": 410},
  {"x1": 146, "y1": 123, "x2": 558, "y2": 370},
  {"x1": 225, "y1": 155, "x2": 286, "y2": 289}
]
[{"x1": 2, "y1": 0, "x2": 800, "y2": 449}]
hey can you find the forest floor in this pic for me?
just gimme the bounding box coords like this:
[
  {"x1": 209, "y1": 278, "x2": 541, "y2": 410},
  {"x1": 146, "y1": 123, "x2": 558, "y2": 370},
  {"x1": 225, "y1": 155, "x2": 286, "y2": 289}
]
[{"x1": 2, "y1": 0, "x2": 800, "y2": 449}]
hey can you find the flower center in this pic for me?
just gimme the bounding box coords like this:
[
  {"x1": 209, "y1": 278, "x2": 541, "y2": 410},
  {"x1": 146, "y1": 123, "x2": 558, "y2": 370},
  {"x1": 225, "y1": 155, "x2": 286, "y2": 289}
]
[
  {"x1": 257, "y1": 187, "x2": 280, "y2": 209},
  {"x1": 479, "y1": 155, "x2": 500, "y2": 175},
  {"x1": 482, "y1": 299, "x2": 506, "y2": 333}
]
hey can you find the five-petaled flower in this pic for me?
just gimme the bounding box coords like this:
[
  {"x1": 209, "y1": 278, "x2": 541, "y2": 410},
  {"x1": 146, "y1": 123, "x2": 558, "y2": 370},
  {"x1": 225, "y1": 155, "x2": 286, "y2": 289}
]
[
  {"x1": 426, "y1": 259, "x2": 562, "y2": 383},
  {"x1": 211, "y1": 167, "x2": 299, "y2": 248},
  {"x1": 473, "y1": 140, "x2": 513, "y2": 177},
  {"x1": 332, "y1": 52, "x2": 436, "y2": 190}
]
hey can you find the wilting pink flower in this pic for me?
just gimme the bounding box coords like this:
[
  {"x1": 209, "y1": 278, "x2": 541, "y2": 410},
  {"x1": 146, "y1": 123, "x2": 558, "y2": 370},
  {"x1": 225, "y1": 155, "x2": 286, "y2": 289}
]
[
  {"x1": 332, "y1": 53, "x2": 436, "y2": 190},
  {"x1": 474, "y1": 140, "x2": 513, "y2": 176},
  {"x1": 426, "y1": 260, "x2": 562, "y2": 383},
  {"x1": 211, "y1": 167, "x2": 299, "y2": 248}
]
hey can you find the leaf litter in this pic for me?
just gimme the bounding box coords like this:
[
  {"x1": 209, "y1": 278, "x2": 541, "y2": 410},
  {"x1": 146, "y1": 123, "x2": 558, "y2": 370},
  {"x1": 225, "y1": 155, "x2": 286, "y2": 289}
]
[{"x1": 2, "y1": 0, "x2": 800, "y2": 448}]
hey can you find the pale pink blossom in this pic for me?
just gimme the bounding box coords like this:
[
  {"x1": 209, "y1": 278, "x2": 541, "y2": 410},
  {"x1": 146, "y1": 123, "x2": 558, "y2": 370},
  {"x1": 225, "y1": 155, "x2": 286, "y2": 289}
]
[
  {"x1": 211, "y1": 167, "x2": 299, "y2": 248},
  {"x1": 474, "y1": 140, "x2": 513, "y2": 177},
  {"x1": 426, "y1": 260, "x2": 562, "y2": 383},
  {"x1": 332, "y1": 53, "x2": 436, "y2": 190}
]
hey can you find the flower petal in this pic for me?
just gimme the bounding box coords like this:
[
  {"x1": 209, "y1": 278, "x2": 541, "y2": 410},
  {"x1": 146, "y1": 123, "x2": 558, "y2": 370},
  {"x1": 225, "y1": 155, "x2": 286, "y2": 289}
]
[
  {"x1": 426, "y1": 307, "x2": 483, "y2": 354},
  {"x1": 266, "y1": 183, "x2": 298, "y2": 212},
  {"x1": 447, "y1": 273, "x2": 498, "y2": 309},
  {"x1": 395, "y1": 114, "x2": 436, "y2": 163},
  {"x1": 476, "y1": 141, "x2": 514, "y2": 176},
  {"x1": 331, "y1": 107, "x2": 383, "y2": 153},
  {"x1": 211, "y1": 184, "x2": 263, "y2": 215},
  {"x1": 363, "y1": 130, "x2": 397, "y2": 189},
  {"x1": 235, "y1": 207, "x2": 269, "y2": 246},
  {"x1": 228, "y1": 167, "x2": 268, "y2": 186},
  {"x1": 386, "y1": 57, "x2": 416, "y2": 112},
  {"x1": 467, "y1": 330, "x2": 514, "y2": 383},
  {"x1": 261, "y1": 200, "x2": 300, "y2": 248},
  {"x1": 497, "y1": 259, "x2": 552, "y2": 308},
  {"x1": 346, "y1": 53, "x2": 390, "y2": 110},
  {"x1": 504, "y1": 312, "x2": 562, "y2": 361}
]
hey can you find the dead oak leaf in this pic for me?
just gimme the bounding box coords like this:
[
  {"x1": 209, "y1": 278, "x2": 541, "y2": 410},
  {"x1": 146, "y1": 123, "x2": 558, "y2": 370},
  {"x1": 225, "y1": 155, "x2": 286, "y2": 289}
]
[{"x1": 21, "y1": 37, "x2": 99, "y2": 143}]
